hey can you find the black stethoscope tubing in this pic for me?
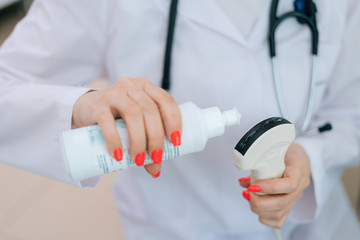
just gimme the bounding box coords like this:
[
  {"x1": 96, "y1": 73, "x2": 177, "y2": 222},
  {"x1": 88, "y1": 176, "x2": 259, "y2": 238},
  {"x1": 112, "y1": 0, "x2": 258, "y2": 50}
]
[
  {"x1": 161, "y1": 0, "x2": 319, "y2": 90},
  {"x1": 161, "y1": 0, "x2": 326, "y2": 135},
  {"x1": 162, "y1": 0, "x2": 178, "y2": 90},
  {"x1": 269, "y1": 0, "x2": 319, "y2": 133},
  {"x1": 269, "y1": 0, "x2": 318, "y2": 57}
]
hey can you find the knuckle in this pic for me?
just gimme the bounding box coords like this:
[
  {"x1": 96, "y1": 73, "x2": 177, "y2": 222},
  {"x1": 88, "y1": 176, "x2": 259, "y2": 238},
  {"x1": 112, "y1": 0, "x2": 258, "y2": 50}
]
[
  {"x1": 137, "y1": 77, "x2": 150, "y2": 84},
  {"x1": 249, "y1": 204, "x2": 256, "y2": 213},
  {"x1": 289, "y1": 180, "x2": 298, "y2": 192},
  {"x1": 95, "y1": 109, "x2": 110, "y2": 123},
  {"x1": 277, "y1": 197, "x2": 290, "y2": 209},
  {"x1": 249, "y1": 201, "x2": 259, "y2": 213},
  {"x1": 259, "y1": 217, "x2": 266, "y2": 226},
  {"x1": 252, "y1": 199, "x2": 261, "y2": 211},
  {"x1": 162, "y1": 110, "x2": 179, "y2": 123},
  {"x1": 102, "y1": 89, "x2": 117, "y2": 102},
  {"x1": 273, "y1": 211, "x2": 284, "y2": 221},
  {"x1": 116, "y1": 77, "x2": 132, "y2": 88},
  {"x1": 117, "y1": 77, "x2": 132, "y2": 84},
  {"x1": 143, "y1": 77, "x2": 155, "y2": 87},
  {"x1": 143, "y1": 101, "x2": 159, "y2": 113},
  {"x1": 96, "y1": 113, "x2": 106, "y2": 123},
  {"x1": 124, "y1": 104, "x2": 142, "y2": 117},
  {"x1": 157, "y1": 89, "x2": 173, "y2": 103}
]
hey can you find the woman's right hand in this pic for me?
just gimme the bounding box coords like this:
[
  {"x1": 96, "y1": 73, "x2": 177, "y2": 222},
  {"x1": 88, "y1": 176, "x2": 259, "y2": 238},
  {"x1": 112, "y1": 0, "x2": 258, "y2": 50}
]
[{"x1": 72, "y1": 77, "x2": 182, "y2": 177}]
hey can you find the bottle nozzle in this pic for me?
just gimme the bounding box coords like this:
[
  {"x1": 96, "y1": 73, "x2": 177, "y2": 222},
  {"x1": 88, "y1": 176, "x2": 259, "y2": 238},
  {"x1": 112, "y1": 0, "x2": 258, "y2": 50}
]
[{"x1": 223, "y1": 108, "x2": 241, "y2": 127}]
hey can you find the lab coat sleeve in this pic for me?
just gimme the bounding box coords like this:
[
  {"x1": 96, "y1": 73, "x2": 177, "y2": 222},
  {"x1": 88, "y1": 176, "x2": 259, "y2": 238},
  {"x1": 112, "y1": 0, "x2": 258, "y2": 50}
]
[
  {"x1": 0, "y1": 0, "x2": 109, "y2": 188},
  {"x1": 289, "y1": 0, "x2": 360, "y2": 222}
]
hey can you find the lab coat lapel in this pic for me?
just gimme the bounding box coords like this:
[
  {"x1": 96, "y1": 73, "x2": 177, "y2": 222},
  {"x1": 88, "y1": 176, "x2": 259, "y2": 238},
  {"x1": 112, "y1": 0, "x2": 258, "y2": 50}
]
[{"x1": 180, "y1": 0, "x2": 247, "y2": 46}]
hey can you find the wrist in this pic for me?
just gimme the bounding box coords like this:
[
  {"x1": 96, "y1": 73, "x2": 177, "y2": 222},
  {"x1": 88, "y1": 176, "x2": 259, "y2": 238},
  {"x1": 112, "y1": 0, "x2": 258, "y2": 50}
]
[{"x1": 71, "y1": 89, "x2": 96, "y2": 128}]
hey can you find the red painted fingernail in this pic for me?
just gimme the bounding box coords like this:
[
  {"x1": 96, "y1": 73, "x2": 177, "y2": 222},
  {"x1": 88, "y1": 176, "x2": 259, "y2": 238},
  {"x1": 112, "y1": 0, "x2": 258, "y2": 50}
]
[
  {"x1": 152, "y1": 171, "x2": 161, "y2": 178},
  {"x1": 135, "y1": 152, "x2": 145, "y2": 166},
  {"x1": 114, "y1": 148, "x2": 123, "y2": 162},
  {"x1": 238, "y1": 177, "x2": 251, "y2": 183},
  {"x1": 171, "y1": 130, "x2": 181, "y2": 146},
  {"x1": 152, "y1": 149, "x2": 163, "y2": 164},
  {"x1": 242, "y1": 191, "x2": 250, "y2": 202},
  {"x1": 248, "y1": 185, "x2": 261, "y2": 193}
]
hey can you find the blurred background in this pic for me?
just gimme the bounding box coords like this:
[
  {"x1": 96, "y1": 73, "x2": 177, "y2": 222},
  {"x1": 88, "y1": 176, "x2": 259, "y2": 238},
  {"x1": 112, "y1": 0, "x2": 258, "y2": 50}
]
[
  {"x1": 0, "y1": 1, "x2": 359, "y2": 240},
  {"x1": 0, "y1": 1, "x2": 124, "y2": 240}
]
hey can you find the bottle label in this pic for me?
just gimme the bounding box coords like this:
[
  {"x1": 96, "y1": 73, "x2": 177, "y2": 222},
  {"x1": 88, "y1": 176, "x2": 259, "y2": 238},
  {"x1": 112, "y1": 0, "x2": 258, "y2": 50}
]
[{"x1": 63, "y1": 119, "x2": 180, "y2": 181}]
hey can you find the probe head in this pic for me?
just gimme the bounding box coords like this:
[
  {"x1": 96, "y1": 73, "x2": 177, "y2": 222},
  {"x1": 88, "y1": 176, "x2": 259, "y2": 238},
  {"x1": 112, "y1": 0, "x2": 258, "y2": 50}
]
[{"x1": 233, "y1": 117, "x2": 295, "y2": 173}]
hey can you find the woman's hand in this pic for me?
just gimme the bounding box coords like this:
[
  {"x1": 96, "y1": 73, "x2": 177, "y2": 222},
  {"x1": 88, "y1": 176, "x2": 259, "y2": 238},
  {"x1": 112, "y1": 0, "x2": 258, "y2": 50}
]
[
  {"x1": 72, "y1": 77, "x2": 182, "y2": 177},
  {"x1": 238, "y1": 143, "x2": 311, "y2": 229}
]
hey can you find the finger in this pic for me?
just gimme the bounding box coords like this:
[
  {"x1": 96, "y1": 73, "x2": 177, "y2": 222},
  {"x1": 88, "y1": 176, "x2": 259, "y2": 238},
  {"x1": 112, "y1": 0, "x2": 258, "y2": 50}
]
[
  {"x1": 285, "y1": 143, "x2": 310, "y2": 166},
  {"x1": 238, "y1": 176, "x2": 251, "y2": 188},
  {"x1": 257, "y1": 208, "x2": 289, "y2": 222},
  {"x1": 144, "y1": 82, "x2": 182, "y2": 146},
  {"x1": 144, "y1": 163, "x2": 162, "y2": 178},
  {"x1": 249, "y1": 190, "x2": 300, "y2": 214},
  {"x1": 110, "y1": 96, "x2": 147, "y2": 166},
  {"x1": 251, "y1": 176, "x2": 300, "y2": 195},
  {"x1": 97, "y1": 109, "x2": 123, "y2": 162},
  {"x1": 128, "y1": 88, "x2": 165, "y2": 166},
  {"x1": 259, "y1": 211, "x2": 291, "y2": 229}
]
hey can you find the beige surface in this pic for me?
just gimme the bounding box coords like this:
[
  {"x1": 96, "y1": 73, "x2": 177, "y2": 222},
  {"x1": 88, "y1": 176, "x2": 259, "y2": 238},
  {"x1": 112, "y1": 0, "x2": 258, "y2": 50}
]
[
  {"x1": 343, "y1": 167, "x2": 360, "y2": 219},
  {"x1": 0, "y1": 3, "x2": 359, "y2": 240},
  {"x1": 0, "y1": 165, "x2": 125, "y2": 240}
]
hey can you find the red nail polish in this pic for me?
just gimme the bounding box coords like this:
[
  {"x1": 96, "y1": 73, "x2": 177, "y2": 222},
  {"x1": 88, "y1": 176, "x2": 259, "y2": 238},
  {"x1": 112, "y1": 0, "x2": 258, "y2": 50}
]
[
  {"x1": 152, "y1": 149, "x2": 163, "y2": 164},
  {"x1": 248, "y1": 185, "x2": 261, "y2": 193},
  {"x1": 135, "y1": 152, "x2": 145, "y2": 166},
  {"x1": 242, "y1": 191, "x2": 250, "y2": 202},
  {"x1": 171, "y1": 130, "x2": 181, "y2": 146},
  {"x1": 152, "y1": 171, "x2": 161, "y2": 178},
  {"x1": 114, "y1": 148, "x2": 123, "y2": 162},
  {"x1": 238, "y1": 177, "x2": 251, "y2": 183}
]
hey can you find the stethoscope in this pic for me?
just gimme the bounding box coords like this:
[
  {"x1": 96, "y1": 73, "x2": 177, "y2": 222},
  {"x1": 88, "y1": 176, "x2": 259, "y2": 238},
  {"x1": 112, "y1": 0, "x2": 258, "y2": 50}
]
[
  {"x1": 161, "y1": 0, "x2": 331, "y2": 135},
  {"x1": 269, "y1": 0, "x2": 319, "y2": 134},
  {"x1": 161, "y1": 2, "x2": 329, "y2": 239}
]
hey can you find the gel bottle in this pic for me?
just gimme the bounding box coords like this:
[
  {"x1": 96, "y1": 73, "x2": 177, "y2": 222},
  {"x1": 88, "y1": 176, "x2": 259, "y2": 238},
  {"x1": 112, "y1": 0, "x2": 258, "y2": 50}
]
[{"x1": 61, "y1": 102, "x2": 241, "y2": 181}]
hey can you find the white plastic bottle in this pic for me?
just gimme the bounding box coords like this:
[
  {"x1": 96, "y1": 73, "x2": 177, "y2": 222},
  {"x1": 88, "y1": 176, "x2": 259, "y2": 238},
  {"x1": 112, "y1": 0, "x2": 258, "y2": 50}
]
[{"x1": 61, "y1": 102, "x2": 241, "y2": 181}]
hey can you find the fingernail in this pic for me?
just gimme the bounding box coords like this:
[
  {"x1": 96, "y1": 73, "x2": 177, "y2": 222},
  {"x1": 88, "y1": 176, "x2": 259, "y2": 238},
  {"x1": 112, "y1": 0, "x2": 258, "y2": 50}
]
[
  {"x1": 135, "y1": 152, "x2": 145, "y2": 166},
  {"x1": 248, "y1": 185, "x2": 261, "y2": 193},
  {"x1": 238, "y1": 177, "x2": 251, "y2": 183},
  {"x1": 171, "y1": 130, "x2": 181, "y2": 146},
  {"x1": 114, "y1": 148, "x2": 123, "y2": 162},
  {"x1": 242, "y1": 191, "x2": 250, "y2": 202},
  {"x1": 152, "y1": 171, "x2": 161, "y2": 178},
  {"x1": 152, "y1": 149, "x2": 163, "y2": 164}
]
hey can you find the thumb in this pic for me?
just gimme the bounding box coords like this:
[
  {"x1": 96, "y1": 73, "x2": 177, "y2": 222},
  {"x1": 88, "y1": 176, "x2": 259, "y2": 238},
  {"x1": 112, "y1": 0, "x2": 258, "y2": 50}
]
[{"x1": 144, "y1": 163, "x2": 162, "y2": 178}]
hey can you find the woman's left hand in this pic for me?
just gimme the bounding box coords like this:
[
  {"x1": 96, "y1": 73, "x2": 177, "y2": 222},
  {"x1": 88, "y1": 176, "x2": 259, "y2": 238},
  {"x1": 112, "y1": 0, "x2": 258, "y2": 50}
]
[{"x1": 238, "y1": 143, "x2": 311, "y2": 229}]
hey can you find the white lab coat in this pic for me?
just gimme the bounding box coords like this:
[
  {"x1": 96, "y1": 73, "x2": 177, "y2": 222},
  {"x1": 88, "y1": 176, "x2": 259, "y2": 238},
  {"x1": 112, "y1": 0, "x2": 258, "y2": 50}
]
[{"x1": 0, "y1": 0, "x2": 359, "y2": 239}]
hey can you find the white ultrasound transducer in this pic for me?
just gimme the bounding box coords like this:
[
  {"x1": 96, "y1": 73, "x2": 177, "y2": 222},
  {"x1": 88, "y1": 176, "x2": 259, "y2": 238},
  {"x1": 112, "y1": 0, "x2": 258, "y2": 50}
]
[
  {"x1": 234, "y1": 117, "x2": 296, "y2": 183},
  {"x1": 233, "y1": 117, "x2": 296, "y2": 240}
]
